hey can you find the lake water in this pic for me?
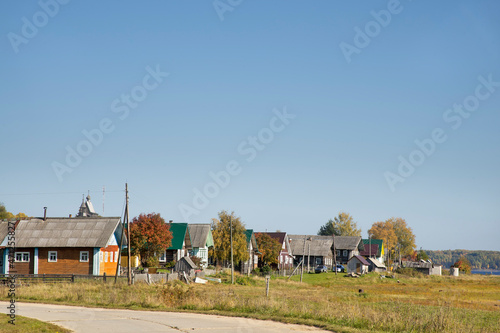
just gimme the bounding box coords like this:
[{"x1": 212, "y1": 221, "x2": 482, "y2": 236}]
[{"x1": 471, "y1": 270, "x2": 500, "y2": 276}]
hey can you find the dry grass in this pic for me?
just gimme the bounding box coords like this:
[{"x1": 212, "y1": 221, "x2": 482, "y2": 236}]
[{"x1": 2, "y1": 272, "x2": 499, "y2": 333}]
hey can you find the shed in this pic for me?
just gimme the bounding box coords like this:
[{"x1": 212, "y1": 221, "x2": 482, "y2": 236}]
[
  {"x1": 174, "y1": 256, "x2": 197, "y2": 274},
  {"x1": 366, "y1": 257, "x2": 386, "y2": 273},
  {"x1": 347, "y1": 255, "x2": 369, "y2": 274}
]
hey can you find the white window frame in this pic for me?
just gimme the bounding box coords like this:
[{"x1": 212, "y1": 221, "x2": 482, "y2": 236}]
[
  {"x1": 80, "y1": 251, "x2": 89, "y2": 262},
  {"x1": 159, "y1": 251, "x2": 166, "y2": 262},
  {"x1": 336, "y1": 250, "x2": 341, "y2": 257},
  {"x1": 48, "y1": 251, "x2": 57, "y2": 262},
  {"x1": 15, "y1": 252, "x2": 30, "y2": 262},
  {"x1": 104, "y1": 252, "x2": 108, "y2": 263},
  {"x1": 343, "y1": 250, "x2": 348, "y2": 257}
]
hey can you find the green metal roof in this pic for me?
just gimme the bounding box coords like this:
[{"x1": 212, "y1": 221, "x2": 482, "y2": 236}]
[
  {"x1": 362, "y1": 239, "x2": 383, "y2": 257},
  {"x1": 167, "y1": 223, "x2": 190, "y2": 250}
]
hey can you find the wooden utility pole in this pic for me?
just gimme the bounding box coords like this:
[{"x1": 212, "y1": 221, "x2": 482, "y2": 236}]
[
  {"x1": 300, "y1": 236, "x2": 306, "y2": 282},
  {"x1": 126, "y1": 183, "x2": 131, "y2": 286},
  {"x1": 230, "y1": 215, "x2": 234, "y2": 284},
  {"x1": 332, "y1": 234, "x2": 337, "y2": 276},
  {"x1": 114, "y1": 197, "x2": 128, "y2": 283}
]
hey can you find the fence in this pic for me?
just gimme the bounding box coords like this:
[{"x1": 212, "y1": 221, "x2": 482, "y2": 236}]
[{"x1": 0, "y1": 273, "x2": 129, "y2": 285}]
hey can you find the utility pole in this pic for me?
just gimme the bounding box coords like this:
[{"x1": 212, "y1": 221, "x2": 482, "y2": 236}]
[
  {"x1": 307, "y1": 242, "x2": 310, "y2": 273},
  {"x1": 369, "y1": 234, "x2": 371, "y2": 259},
  {"x1": 126, "y1": 183, "x2": 131, "y2": 286},
  {"x1": 230, "y1": 215, "x2": 234, "y2": 284},
  {"x1": 300, "y1": 236, "x2": 306, "y2": 282},
  {"x1": 332, "y1": 234, "x2": 337, "y2": 276},
  {"x1": 114, "y1": 195, "x2": 128, "y2": 283}
]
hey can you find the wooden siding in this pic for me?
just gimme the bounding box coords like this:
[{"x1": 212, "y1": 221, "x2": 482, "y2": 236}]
[
  {"x1": 11, "y1": 248, "x2": 34, "y2": 275},
  {"x1": 38, "y1": 247, "x2": 93, "y2": 275},
  {"x1": 99, "y1": 245, "x2": 119, "y2": 275}
]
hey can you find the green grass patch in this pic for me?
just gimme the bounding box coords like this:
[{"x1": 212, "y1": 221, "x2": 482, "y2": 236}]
[{"x1": 0, "y1": 315, "x2": 71, "y2": 333}]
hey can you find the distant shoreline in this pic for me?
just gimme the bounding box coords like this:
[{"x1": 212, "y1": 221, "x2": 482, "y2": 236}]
[{"x1": 471, "y1": 269, "x2": 500, "y2": 275}]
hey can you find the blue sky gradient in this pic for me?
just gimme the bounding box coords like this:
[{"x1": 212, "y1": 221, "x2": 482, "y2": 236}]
[{"x1": 1, "y1": 0, "x2": 499, "y2": 250}]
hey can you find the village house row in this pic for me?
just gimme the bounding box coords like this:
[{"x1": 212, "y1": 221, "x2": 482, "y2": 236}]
[{"x1": 1, "y1": 196, "x2": 396, "y2": 276}]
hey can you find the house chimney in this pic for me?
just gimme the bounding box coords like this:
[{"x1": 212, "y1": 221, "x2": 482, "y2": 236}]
[{"x1": 43, "y1": 207, "x2": 47, "y2": 221}]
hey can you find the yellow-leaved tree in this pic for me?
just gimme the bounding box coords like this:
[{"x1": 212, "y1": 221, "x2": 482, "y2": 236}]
[{"x1": 210, "y1": 210, "x2": 249, "y2": 267}]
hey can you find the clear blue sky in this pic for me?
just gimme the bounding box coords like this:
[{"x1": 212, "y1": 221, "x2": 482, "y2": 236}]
[{"x1": 1, "y1": 1, "x2": 499, "y2": 251}]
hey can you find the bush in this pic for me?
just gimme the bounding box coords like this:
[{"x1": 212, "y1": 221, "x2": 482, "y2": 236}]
[
  {"x1": 164, "y1": 260, "x2": 176, "y2": 269},
  {"x1": 235, "y1": 275, "x2": 256, "y2": 286},
  {"x1": 395, "y1": 267, "x2": 424, "y2": 277},
  {"x1": 452, "y1": 256, "x2": 471, "y2": 274},
  {"x1": 261, "y1": 265, "x2": 271, "y2": 276},
  {"x1": 145, "y1": 256, "x2": 159, "y2": 268}
]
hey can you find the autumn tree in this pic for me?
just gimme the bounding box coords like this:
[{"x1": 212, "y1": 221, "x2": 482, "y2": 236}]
[
  {"x1": 416, "y1": 249, "x2": 429, "y2": 261},
  {"x1": 255, "y1": 233, "x2": 282, "y2": 266},
  {"x1": 318, "y1": 212, "x2": 361, "y2": 236},
  {"x1": 369, "y1": 217, "x2": 416, "y2": 263},
  {"x1": 453, "y1": 256, "x2": 472, "y2": 274},
  {"x1": 390, "y1": 217, "x2": 416, "y2": 257},
  {"x1": 0, "y1": 203, "x2": 29, "y2": 220},
  {"x1": 211, "y1": 210, "x2": 249, "y2": 267},
  {"x1": 368, "y1": 221, "x2": 398, "y2": 263},
  {"x1": 129, "y1": 213, "x2": 172, "y2": 267}
]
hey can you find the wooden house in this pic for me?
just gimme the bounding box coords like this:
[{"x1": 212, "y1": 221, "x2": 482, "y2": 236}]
[
  {"x1": 241, "y1": 229, "x2": 259, "y2": 274},
  {"x1": 332, "y1": 236, "x2": 363, "y2": 265},
  {"x1": 289, "y1": 235, "x2": 334, "y2": 270},
  {"x1": 188, "y1": 224, "x2": 213, "y2": 268},
  {"x1": 0, "y1": 216, "x2": 124, "y2": 276},
  {"x1": 161, "y1": 222, "x2": 192, "y2": 264},
  {"x1": 360, "y1": 239, "x2": 385, "y2": 264},
  {"x1": 347, "y1": 255, "x2": 370, "y2": 274}
]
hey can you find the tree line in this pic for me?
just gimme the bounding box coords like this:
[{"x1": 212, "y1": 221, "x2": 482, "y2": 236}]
[{"x1": 425, "y1": 250, "x2": 500, "y2": 270}]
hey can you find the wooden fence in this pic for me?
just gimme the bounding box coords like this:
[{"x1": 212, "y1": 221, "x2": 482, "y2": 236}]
[{"x1": 0, "y1": 273, "x2": 129, "y2": 284}]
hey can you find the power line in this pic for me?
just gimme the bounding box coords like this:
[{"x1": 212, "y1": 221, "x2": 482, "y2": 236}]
[{"x1": 0, "y1": 190, "x2": 124, "y2": 196}]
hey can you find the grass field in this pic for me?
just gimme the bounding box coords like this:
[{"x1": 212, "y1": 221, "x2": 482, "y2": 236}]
[
  {"x1": 1, "y1": 271, "x2": 499, "y2": 333},
  {"x1": 0, "y1": 315, "x2": 71, "y2": 333}
]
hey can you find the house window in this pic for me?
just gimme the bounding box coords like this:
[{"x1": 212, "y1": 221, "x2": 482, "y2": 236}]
[
  {"x1": 343, "y1": 250, "x2": 348, "y2": 257},
  {"x1": 115, "y1": 251, "x2": 119, "y2": 262},
  {"x1": 336, "y1": 250, "x2": 340, "y2": 257},
  {"x1": 104, "y1": 252, "x2": 108, "y2": 263},
  {"x1": 159, "y1": 251, "x2": 166, "y2": 262},
  {"x1": 316, "y1": 257, "x2": 321, "y2": 265},
  {"x1": 109, "y1": 252, "x2": 114, "y2": 263},
  {"x1": 48, "y1": 251, "x2": 57, "y2": 262},
  {"x1": 99, "y1": 251, "x2": 103, "y2": 262},
  {"x1": 80, "y1": 251, "x2": 89, "y2": 262},
  {"x1": 15, "y1": 252, "x2": 30, "y2": 262}
]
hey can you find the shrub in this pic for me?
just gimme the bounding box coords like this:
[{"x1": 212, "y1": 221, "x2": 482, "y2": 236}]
[
  {"x1": 145, "y1": 256, "x2": 159, "y2": 268},
  {"x1": 395, "y1": 267, "x2": 424, "y2": 277},
  {"x1": 452, "y1": 256, "x2": 471, "y2": 274}
]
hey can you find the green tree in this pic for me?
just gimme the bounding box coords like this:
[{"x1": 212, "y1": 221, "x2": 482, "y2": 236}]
[
  {"x1": 416, "y1": 249, "x2": 429, "y2": 261},
  {"x1": 129, "y1": 213, "x2": 173, "y2": 267},
  {"x1": 255, "y1": 233, "x2": 282, "y2": 265},
  {"x1": 318, "y1": 212, "x2": 361, "y2": 236},
  {"x1": 211, "y1": 210, "x2": 249, "y2": 267}
]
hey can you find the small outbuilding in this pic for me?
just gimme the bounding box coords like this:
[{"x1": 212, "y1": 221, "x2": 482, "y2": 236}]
[
  {"x1": 347, "y1": 255, "x2": 369, "y2": 275},
  {"x1": 174, "y1": 256, "x2": 197, "y2": 275},
  {"x1": 366, "y1": 257, "x2": 386, "y2": 273}
]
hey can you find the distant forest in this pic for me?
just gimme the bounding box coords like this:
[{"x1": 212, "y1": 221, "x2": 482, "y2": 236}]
[{"x1": 425, "y1": 250, "x2": 500, "y2": 270}]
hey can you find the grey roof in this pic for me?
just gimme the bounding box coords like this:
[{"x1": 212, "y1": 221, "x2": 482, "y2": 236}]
[
  {"x1": 11, "y1": 217, "x2": 121, "y2": 248},
  {"x1": 0, "y1": 220, "x2": 10, "y2": 245},
  {"x1": 367, "y1": 257, "x2": 386, "y2": 268},
  {"x1": 333, "y1": 236, "x2": 362, "y2": 251},
  {"x1": 402, "y1": 261, "x2": 440, "y2": 269},
  {"x1": 288, "y1": 235, "x2": 333, "y2": 257},
  {"x1": 188, "y1": 224, "x2": 211, "y2": 248},
  {"x1": 289, "y1": 235, "x2": 362, "y2": 257}
]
